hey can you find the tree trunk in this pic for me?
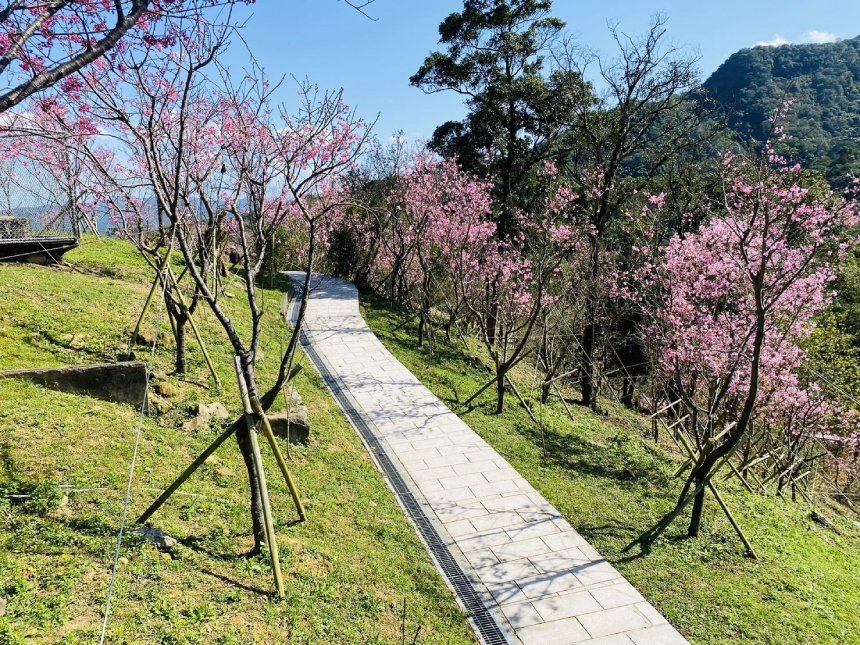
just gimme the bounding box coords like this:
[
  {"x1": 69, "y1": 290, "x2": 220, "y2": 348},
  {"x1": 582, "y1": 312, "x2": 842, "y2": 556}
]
[
  {"x1": 621, "y1": 377, "x2": 634, "y2": 407},
  {"x1": 174, "y1": 314, "x2": 187, "y2": 374},
  {"x1": 238, "y1": 359, "x2": 268, "y2": 551},
  {"x1": 495, "y1": 370, "x2": 506, "y2": 414},
  {"x1": 541, "y1": 381, "x2": 551, "y2": 405},
  {"x1": 581, "y1": 232, "x2": 601, "y2": 409},
  {"x1": 687, "y1": 476, "x2": 706, "y2": 537},
  {"x1": 235, "y1": 420, "x2": 267, "y2": 550},
  {"x1": 581, "y1": 321, "x2": 596, "y2": 407},
  {"x1": 669, "y1": 279, "x2": 767, "y2": 541}
]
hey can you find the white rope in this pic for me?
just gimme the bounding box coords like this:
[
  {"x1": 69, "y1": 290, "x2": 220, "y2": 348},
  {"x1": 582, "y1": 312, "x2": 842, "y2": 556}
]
[{"x1": 98, "y1": 243, "x2": 172, "y2": 644}]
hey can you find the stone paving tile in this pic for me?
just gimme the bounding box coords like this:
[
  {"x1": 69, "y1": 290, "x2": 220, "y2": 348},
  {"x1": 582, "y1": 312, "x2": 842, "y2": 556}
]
[
  {"x1": 288, "y1": 274, "x2": 688, "y2": 645},
  {"x1": 501, "y1": 601, "x2": 545, "y2": 628},
  {"x1": 590, "y1": 582, "x2": 646, "y2": 610},
  {"x1": 627, "y1": 624, "x2": 688, "y2": 644},
  {"x1": 531, "y1": 589, "x2": 604, "y2": 621},
  {"x1": 577, "y1": 606, "x2": 651, "y2": 639},
  {"x1": 517, "y1": 570, "x2": 585, "y2": 599},
  {"x1": 581, "y1": 635, "x2": 635, "y2": 645},
  {"x1": 517, "y1": 617, "x2": 592, "y2": 644}
]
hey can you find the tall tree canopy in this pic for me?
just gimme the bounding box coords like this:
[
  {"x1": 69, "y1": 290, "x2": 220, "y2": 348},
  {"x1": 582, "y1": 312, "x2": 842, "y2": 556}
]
[{"x1": 410, "y1": 0, "x2": 591, "y2": 236}]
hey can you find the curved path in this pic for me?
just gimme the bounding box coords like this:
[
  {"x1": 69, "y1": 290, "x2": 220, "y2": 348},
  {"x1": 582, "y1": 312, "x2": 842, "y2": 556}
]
[{"x1": 286, "y1": 273, "x2": 686, "y2": 645}]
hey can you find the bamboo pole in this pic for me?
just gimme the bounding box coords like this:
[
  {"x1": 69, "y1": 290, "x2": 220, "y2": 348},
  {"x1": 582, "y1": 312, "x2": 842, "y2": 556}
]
[
  {"x1": 460, "y1": 349, "x2": 533, "y2": 408},
  {"x1": 504, "y1": 374, "x2": 537, "y2": 423},
  {"x1": 166, "y1": 266, "x2": 222, "y2": 388},
  {"x1": 137, "y1": 422, "x2": 237, "y2": 524},
  {"x1": 647, "y1": 399, "x2": 683, "y2": 420},
  {"x1": 705, "y1": 476, "x2": 757, "y2": 558},
  {"x1": 129, "y1": 247, "x2": 173, "y2": 353},
  {"x1": 234, "y1": 357, "x2": 284, "y2": 598},
  {"x1": 673, "y1": 428, "x2": 757, "y2": 558},
  {"x1": 535, "y1": 354, "x2": 576, "y2": 423},
  {"x1": 138, "y1": 364, "x2": 304, "y2": 525},
  {"x1": 553, "y1": 382, "x2": 576, "y2": 422},
  {"x1": 250, "y1": 396, "x2": 306, "y2": 521}
]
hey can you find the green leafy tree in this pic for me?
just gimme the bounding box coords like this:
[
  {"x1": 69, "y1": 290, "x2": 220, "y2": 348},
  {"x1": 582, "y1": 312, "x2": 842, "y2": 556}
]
[{"x1": 410, "y1": 0, "x2": 591, "y2": 238}]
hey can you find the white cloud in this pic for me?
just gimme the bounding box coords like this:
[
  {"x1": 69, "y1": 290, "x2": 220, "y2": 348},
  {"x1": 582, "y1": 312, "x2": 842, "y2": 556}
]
[
  {"x1": 802, "y1": 30, "x2": 839, "y2": 44},
  {"x1": 754, "y1": 34, "x2": 791, "y2": 47}
]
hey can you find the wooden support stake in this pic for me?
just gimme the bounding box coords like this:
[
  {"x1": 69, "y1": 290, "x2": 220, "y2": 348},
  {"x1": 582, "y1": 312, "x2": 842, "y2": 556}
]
[
  {"x1": 504, "y1": 374, "x2": 537, "y2": 423},
  {"x1": 647, "y1": 399, "x2": 683, "y2": 420},
  {"x1": 673, "y1": 458, "x2": 693, "y2": 478},
  {"x1": 137, "y1": 422, "x2": 237, "y2": 525},
  {"x1": 553, "y1": 382, "x2": 576, "y2": 423},
  {"x1": 234, "y1": 357, "x2": 284, "y2": 598},
  {"x1": 673, "y1": 429, "x2": 757, "y2": 558},
  {"x1": 721, "y1": 458, "x2": 756, "y2": 494},
  {"x1": 137, "y1": 360, "x2": 305, "y2": 525},
  {"x1": 167, "y1": 266, "x2": 222, "y2": 388},
  {"x1": 129, "y1": 247, "x2": 173, "y2": 353},
  {"x1": 461, "y1": 350, "x2": 532, "y2": 408},
  {"x1": 706, "y1": 477, "x2": 757, "y2": 558},
  {"x1": 250, "y1": 396, "x2": 306, "y2": 522},
  {"x1": 535, "y1": 354, "x2": 575, "y2": 423}
]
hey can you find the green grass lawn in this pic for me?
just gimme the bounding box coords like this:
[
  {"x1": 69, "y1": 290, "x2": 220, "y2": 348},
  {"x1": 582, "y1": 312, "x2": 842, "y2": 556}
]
[
  {"x1": 0, "y1": 239, "x2": 474, "y2": 643},
  {"x1": 361, "y1": 295, "x2": 860, "y2": 645}
]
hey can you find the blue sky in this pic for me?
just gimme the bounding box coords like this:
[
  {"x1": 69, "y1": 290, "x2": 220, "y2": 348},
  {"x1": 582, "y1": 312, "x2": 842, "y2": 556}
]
[{"x1": 223, "y1": 1, "x2": 860, "y2": 142}]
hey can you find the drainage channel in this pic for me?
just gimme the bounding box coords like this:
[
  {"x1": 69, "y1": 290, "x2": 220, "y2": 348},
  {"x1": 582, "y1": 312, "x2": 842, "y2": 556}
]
[{"x1": 288, "y1": 293, "x2": 509, "y2": 645}]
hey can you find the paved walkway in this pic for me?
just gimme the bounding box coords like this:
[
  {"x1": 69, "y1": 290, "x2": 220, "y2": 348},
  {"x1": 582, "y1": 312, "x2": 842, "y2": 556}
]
[{"x1": 287, "y1": 274, "x2": 687, "y2": 645}]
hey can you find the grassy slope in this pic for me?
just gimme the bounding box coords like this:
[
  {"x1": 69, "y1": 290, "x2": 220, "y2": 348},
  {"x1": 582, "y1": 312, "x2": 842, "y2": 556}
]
[
  {"x1": 361, "y1": 296, "x2": 860, "y2": 645},
  {"x1": 0, "y1": 239, "x2": 474, "y2": 644}
]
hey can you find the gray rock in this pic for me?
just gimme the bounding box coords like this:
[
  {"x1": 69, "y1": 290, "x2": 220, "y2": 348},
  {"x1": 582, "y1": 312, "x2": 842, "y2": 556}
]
[
  {"x1": 182, "y1": 415, "x2": 210, "y2": 432},
  {"x1": 198, "y1": 402, "x2": 229, "y2": 420},
  {"x1": 287, "y1": 388, "x2": 304, "y2": 406},
  {"x1": 184, "y1": 402, "x2": 231, "y2": 431},
  {"x1": 268, "y1": 408, "x2": 310, "y2": 444},
  {"x1": 0, "y1": 596, "x2": 6, "y2": 617},
  {"x1": 134, "y1": 527, "x2": 177, "y2": 551}
]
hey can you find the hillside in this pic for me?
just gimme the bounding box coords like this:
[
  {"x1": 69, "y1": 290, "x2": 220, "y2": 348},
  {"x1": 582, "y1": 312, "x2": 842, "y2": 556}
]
[
  {"x1": 0, "y1": 239, "x2": 474, "y2": 643},
  {"x1": 360, "y1": 296, "x2": 860, "y2": 644},
  {"x1": 702, "y1": 36, "x2": 860, "y2": 184}
]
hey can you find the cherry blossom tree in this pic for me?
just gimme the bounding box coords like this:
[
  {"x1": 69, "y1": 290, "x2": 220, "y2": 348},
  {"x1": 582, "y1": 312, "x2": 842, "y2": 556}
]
[
  {"x1": 621, "y1": 131, "x2": 859, "y2": 540},
  {"x1": 12, "y1": 14, "x2": 370, "y2": 549},
  {"x1": 457, "y1": 162, "x2": 586, "y2": 413},
  {"x1": 0, "y1": 106, "x2": 105, "y2": 238},
  {"x1": 0, "y1": 0, "x2": 258, "y2": 113},
  {"x1": 394, "y1": 152, "x2": 494, "y2": 348}
]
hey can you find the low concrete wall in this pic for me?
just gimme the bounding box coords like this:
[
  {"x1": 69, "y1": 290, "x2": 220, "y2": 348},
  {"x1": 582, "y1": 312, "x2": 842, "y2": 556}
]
[{"x1": 0, "y1": 361, "x2": 147, "y2": 405}]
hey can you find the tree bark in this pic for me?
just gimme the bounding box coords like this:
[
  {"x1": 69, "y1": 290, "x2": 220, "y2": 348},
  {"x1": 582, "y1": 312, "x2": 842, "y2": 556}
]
[
  {"x1": 581, "y1": 320, "x2": 596, "y2": 407},
  {"x1": 238, "y1": 356, "x2": 267, "y2": 550},
  {"x1": 495, "y1": 371, "x2": 506, "y2": 414},
  {"x1": 174, "y1": 314, "x2": 187, "y2": 374},
  {"x1": 541, "y1": 381, "x2": 551, "y2": 405},
  {"x1": 687, "y1": 476, "x2": 706, "y2": 537},
  {"x1": 235, "y1": 419, "x2": 267, "y2": 549}
]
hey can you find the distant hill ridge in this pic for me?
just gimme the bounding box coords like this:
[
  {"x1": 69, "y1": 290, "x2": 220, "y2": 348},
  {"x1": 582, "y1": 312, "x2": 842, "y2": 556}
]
[{"x1": 702, "y1": 35, "x2": 860, "y2": 184}]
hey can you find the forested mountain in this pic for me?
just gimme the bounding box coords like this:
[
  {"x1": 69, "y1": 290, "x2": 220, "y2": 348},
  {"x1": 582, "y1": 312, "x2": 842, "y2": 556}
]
[{"x1": 702, "y1": 35, "x2": 860, "y2": 185}]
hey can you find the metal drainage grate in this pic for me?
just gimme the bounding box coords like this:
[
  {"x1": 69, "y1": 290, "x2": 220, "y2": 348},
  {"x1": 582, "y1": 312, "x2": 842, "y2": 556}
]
[{"x1": 294, "y1": 314, "x2": 509, "y2": 645}]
